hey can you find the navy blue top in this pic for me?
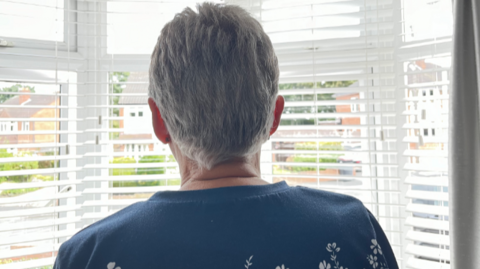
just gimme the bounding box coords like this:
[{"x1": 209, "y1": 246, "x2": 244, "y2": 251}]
[{"x1": 54, "y1": 181, "x2": 398, "y2": 269}]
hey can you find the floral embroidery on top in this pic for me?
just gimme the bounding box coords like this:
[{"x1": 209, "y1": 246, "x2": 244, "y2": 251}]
[
  {"x1": 319, "y1": 260, "x2": 331, "y2": 269},
  {"x1": 367, "y1": 255, "x2": 378, "y2": 268},
  {"x1": 245, "y1": 255, "x2": 253, "y2": 269},
  {"x1": 320, "y1": 242, "x2": 348, "y2": 269},
  {"x1": 367, "y1": 239, "x2": 388, "y2": 269},
  {"x1": 370, "y1": 239, "x2": 382, "y2": 255},
  {"x1": 107, "y1": 262, "x2": 121, "y2": 269},
  {"x1": 243, "y1": 239, "x2": 389, "y2": 269}
]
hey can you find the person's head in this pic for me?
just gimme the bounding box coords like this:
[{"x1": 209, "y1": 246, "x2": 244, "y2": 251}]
[{"x1": 148, "y1": 2, "x2": 283, "y2": 170}]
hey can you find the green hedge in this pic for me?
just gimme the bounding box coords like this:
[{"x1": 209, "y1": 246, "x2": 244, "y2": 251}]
[
  {"x1": 111, "y1": 157, "x2": 136, "y2": 176},
  {"x1": 111, "y1": 155, "x2": 177, "y2": 188},
  {"x1": 275, "y1": 142, "x2": 345, "y2": 173},
  {"x1": 138, "y1": 155, "x2": 165, "y2": 175},
  {"x1": 293, "y1": 142, "x2": 344, "y2": 151},
  {"x1": 291, "y1": 155, "x2": 338, "y2": 163},
  {"x1": 0, "y1": 149, "x2": 39, "y2": 184},
  {"x1": 0, "y1": 149, "x2": 55, "y2": 196}
]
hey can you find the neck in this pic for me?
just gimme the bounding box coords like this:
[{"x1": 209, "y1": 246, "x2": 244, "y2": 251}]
[{"x1": 169, "y1": 142, "x2": 268, "y2": 191}]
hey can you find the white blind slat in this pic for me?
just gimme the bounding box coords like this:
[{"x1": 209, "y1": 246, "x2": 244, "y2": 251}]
[
  {"x1": 405, "y1": 245, "x2": 450, "y2": 263},
  {"x1": 0, "y1": 229, "x2": 80, "y2": 247},
  {"x1": 0, "y1": 205, "x2": 81, "y2": 219},
  {"x1": 406, "y1": 257, "x2": 450, "y2": 269},
  {"x1": 0, "y1": 244, "x2": 61, "y2": 260},
  {"x1": 0, "y1": 217, "x2": 82, "y2": 233},
  {"x1": 406, "y1": 230, "x2": 450, "y2": 246},
  {"x1": 0, "y1": 257, "x2": 56, "y2": 269}
]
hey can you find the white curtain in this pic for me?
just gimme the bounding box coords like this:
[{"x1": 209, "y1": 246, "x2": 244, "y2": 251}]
[{"x1": 450, "y1": 0, "x2": 480, "y2": 267}]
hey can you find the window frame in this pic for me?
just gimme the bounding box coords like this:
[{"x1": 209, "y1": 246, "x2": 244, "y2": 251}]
[
  {"x1": 0, "y1": 67, "x2": 80, "y2": 266},
  {"x1": 0, "y1": 0, "x2": 454, "y2": 267},
  {"x1": 397, "y1": 0, "x2": 453, "y2": 266},
  {"x1": 0, "y1": 0, "x2": 77, "y2": 52}
]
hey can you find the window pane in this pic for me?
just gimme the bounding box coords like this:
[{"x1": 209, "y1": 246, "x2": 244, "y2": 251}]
[
  {"x1": 108, "y1": 71, "x2": 179, "y2": 203},
  {"x1": 107, "y1": 1, "x2": 222, "y2": 54},
  {"x1": 402, "y1": 47, "x2": 451, "y2": 265},
  {"x1": 0, "y1": 0, "x2": 64, "y2": 42},
  {"x1": 403, "y1": 0, "x2": 453, "y2": 42},
  {"x1": 0, "y1": 70, "x2": 78, "y2": 266}
]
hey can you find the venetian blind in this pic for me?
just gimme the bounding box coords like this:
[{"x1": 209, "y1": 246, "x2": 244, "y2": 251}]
[
  {"x1": 230, "y1": 0, "x2": 404, "y2": 266},
  {"x1": 79, "y1": 0, "x2": 222, "y2": 226},
  {"x1": 399, "y1": 0, "x2": 452, "y2": 268},
  {"x1": 0, "y1": 1, "x2": 455, "y2": 269},
  {"x1": 0, "y1": 0, "x2": 81, "y2": 268}
]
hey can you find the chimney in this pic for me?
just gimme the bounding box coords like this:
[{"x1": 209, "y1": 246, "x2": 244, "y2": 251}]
[
  {"x1": 19, "y1": 88, "x2": 30, "y2": 105},
  {"x1": 415, "y1": 59, "x2": 427, "y2": 70}
]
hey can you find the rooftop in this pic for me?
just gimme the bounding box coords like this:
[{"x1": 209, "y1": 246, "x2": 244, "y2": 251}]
[
  {"x1": 118, "y1": 72, "x2": 148, "y2": 105},
  {"x1": 0, "y1": 95, "x2": 57, "y2": 118}
]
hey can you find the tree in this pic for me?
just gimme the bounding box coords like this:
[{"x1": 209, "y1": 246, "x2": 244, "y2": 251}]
[
  {"x1": 280, "y1": 80, "x2": 356, "y2": 117},
  {"x1": 109, "y1": 72, "x2": 130, "y2": 139},
  {"x1": 0, "y1": 84, "x2": 35, "y2": 104},
  {"x1": 279, "y1": 81, "x2": 355, "y2": 90},
  {"x1": 318, "y1": 80, "x2": 356, "y2": 89},
  {"x1": 109, "y1": 72, "x2": 130, "y2": 116}
]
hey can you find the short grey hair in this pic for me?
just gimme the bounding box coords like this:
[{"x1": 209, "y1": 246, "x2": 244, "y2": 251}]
[{"x1": 149, "y1": 2, "x2": 279, "y2": 170}]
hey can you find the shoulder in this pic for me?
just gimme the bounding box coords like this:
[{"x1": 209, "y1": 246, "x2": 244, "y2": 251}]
[
  {"x1": 289, "y1": 187, "x2": 398, "y2": 267},
  {"x1": 291, "y1": 185, "x2": 367, "y2": 212},
  {"x1": 54, "y1": 202, "x2": 147, "y2": 269},
  {"x1": 72, "y1": 200, "x2": 147, "y2": 240},
  {"x1": 287, "y1": 185, "x2": 374, "y2": 231}
]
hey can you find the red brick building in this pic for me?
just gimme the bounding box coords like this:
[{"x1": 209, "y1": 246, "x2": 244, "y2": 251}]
[{"x1": 0, "y1": 89, "x2": 59, "y2": 150}]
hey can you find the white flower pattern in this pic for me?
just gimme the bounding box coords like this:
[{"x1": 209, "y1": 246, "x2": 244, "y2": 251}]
[
  {"x1": 243, "y1": 239, "x2": 389, "y2": 269},
  {"x1": 107, "y1": 262, "x2": 121, "y2": 269},
  {"x1": 245, "y1": 255, "x2": 253, "y2": 269},
  {"x1": 319, "y1": 260, "x2": 331, "y2": 269},
  {"x1": 367, "y1": 255, "x2": 378, "y2": 268},
  {"x1": 370, "y1": 239, "x2": 383, "y2": 255}
]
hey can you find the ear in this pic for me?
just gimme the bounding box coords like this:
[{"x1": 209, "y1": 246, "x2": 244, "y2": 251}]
[
  {"x1": 148, "y1": 98, "x2": 171, "y2": 144},
  {"x1": 269, "y1": 95, "x2": 285, "y2": 136}
]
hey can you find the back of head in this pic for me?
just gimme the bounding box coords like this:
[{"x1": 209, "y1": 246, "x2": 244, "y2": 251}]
[{"x1": 149, "y1": 2, "x2": 279, "y2": 170}]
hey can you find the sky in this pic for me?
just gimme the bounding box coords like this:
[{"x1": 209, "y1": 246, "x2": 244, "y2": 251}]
[{"x1": 0, "y1": 0, "x2": 64, "y2": 42}]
